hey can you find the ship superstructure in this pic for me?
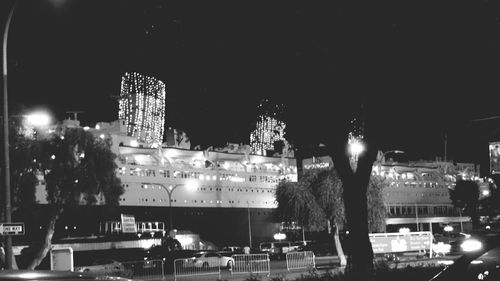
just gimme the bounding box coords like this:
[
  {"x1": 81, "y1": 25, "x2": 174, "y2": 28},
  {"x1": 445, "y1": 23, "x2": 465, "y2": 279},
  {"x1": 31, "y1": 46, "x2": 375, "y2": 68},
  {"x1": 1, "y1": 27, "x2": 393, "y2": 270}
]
[
  {"x1": 303, "y1": 155, "x2": 491, "y2": 233},
  {"x1": 90, "y1": 119, "x2": 298, "y2": 209}
]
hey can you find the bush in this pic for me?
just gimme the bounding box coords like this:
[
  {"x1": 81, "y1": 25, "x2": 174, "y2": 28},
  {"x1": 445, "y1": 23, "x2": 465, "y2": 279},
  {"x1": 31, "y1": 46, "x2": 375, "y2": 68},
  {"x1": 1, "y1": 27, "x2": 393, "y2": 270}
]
[{"x1": 244, "y1": 274, "x2": 262, "y2": 281}]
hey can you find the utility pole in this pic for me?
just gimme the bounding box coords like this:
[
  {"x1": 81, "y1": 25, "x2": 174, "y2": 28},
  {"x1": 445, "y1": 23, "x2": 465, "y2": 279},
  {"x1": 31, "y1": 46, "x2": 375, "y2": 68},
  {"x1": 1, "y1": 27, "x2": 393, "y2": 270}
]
[
  {"x1": 2, "y1": 1, "x2": 17, "y2": 270},
  {"x1": 247, "y1": 203, "x2": 252, "y2": 248}
]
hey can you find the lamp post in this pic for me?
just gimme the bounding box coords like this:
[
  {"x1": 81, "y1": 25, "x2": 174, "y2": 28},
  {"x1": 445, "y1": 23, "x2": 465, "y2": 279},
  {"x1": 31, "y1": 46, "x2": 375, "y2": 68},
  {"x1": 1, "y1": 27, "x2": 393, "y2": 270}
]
[
  {"x1": 2, "y1": 1, "x2": 18, "y2": 270},
  {"x1": 165, "y1": 184, "x2": 184, "y2": 231},
  {"x1": 247, "y1": 201, "x2": 252, "y2": 248},
  {"x1": 142, "y1": 182, "x2": 198, "y2": 231}
]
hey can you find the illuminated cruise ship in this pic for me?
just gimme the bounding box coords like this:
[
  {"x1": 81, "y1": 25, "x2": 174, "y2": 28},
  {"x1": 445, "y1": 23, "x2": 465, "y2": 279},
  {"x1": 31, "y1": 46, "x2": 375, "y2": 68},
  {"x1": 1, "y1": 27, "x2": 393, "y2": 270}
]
[
  {"x1": 303, "y1": 155, "x2": 492, "y2": 234},
  {"x1": 33, "y1": 118, "x2": 298, "y2": 247}
]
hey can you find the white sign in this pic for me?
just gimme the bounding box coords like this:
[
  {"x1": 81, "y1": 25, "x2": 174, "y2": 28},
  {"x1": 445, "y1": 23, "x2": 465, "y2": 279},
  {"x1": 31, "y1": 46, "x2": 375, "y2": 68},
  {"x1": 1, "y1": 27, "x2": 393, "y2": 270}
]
[
  {"x1": 121, "y1": 214, "x2": 137, "y2": 233},
  {"x1": 0, "y1": 223, "x2": 25, "y2": 236},
  {"x1": 369, "y1": 231, "x2": 433, "y2": 254},
  {"x1": 51, "y1": 247, "x2": 73, "y2": 271}
]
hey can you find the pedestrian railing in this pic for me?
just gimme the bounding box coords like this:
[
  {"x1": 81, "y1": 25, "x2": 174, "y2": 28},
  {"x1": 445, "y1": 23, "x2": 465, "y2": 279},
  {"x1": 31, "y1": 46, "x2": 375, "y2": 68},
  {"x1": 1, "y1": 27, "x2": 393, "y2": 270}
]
[
  {"x1": 286, "y1": 251, "x2": 315, "y2": 271},
  {"x1": 231, "y1": 254, "x2": 270, "y2": 276},
  {"x1": 122, "y1": 259, "x2": 165, "y2": 280},
  {"x1": 173, "y1": 257, "x2": 221, "y2": 281}
]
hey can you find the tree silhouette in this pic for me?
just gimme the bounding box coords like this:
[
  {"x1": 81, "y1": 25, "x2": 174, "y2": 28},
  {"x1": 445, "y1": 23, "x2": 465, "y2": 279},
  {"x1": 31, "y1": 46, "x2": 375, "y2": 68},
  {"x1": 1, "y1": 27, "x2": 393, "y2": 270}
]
[
  {"x1": 450, "y1": 180, "x2": 480, "y2": 229},
  {"x1": 275, "y1": 167, "x2": 386, "y2": 267},
  {"x1": 9, "y1": 126, "x2": 123, "y2": 268}
]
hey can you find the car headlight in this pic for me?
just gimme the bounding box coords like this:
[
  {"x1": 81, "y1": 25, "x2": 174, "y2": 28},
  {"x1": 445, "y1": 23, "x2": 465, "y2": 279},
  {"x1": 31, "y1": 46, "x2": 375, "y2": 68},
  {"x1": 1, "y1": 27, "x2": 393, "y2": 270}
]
[{"x1": 460, "y1": 239, "x2": 483, "y2": 252}]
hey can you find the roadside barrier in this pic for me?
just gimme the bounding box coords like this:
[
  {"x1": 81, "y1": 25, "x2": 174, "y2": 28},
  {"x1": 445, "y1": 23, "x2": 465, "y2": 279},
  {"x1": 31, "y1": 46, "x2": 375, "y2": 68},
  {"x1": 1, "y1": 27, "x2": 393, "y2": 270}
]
[
  {"x1": 173, "y1": 257, "x2": 221, "y2": 281},
  {"x1": 231, "y1": 254, "x2": 270, "y2": 276},
  {"x1": 122, "y1": 259, "x2": 164, "y2": 280},
  {"x1": 286, "y1": 251, "x2": 315, "y2": 271}
]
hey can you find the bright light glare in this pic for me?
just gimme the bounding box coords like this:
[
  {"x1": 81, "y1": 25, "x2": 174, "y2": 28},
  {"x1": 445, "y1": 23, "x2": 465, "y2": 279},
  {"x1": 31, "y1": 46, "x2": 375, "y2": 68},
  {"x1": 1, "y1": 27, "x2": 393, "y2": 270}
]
[
  {"x1": 274, "y1": 233, "x2": 286, "y2": 240},
  {"x1": 482, "y1": 190, "x2": 490, "y2": 196},
  {"x1": 444, "y1": 225, "x2": 454, "y2": 232},
  {"x1": 437, "y1": 260, "x2": 454, "y2": 265},
  {"x1": 176, "y1": 236, "x2": 193, "y2": 246},
  {"x1": 461, "y1": 239, "x2": 483, "y2": 252},
  {"x1": 185, "y1": 181, "x2": 198, "y2": 192},
  {"x1": 399, "y1": 227, "x2": 410, "y2": 234},
  {"x1": 349, "y1": 141, "x2": 365, "y2": 156},
  {"x1": 25, "y1": 112, "x2": 51, "y2": 127},
  {"x1": 433, "y1": 242, "x2": 451, "y2": 254}
]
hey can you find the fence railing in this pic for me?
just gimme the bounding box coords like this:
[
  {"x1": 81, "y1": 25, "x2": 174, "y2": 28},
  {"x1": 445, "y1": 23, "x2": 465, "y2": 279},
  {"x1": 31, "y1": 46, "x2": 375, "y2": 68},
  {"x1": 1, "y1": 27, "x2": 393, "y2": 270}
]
[
  {"x1": 231, "y1": 254, "x2": 270, "y2": 276},
  {"x1": 122, "y1": 259, "x2": 165, "y2": 280},
  {"x1": 173, "y1": 257, "x2": 221, "y2": 281},
  {"x1": 286, "y1": 251, "x2": 315, "y2": 271}
]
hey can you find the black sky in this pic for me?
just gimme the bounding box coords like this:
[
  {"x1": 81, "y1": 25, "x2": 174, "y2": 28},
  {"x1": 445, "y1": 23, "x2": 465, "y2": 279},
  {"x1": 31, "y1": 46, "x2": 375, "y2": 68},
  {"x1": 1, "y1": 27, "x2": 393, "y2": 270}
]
[{"x1": 2, "y1": 0, "x2": 500, "y2": 168}]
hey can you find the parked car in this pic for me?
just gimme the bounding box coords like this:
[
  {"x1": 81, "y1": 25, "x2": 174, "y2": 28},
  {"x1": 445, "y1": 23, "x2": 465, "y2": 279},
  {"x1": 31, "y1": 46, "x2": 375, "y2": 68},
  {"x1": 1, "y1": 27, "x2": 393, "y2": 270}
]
[
  {"x1": 74, "y1": 259, "x2": 131, "y2": 278},
  {"x1": 185, "y1": 251, "x2": 235, "y2": 269},
  {"x1": 143, "y1": 246, "x2": 198, "y2": 274}
]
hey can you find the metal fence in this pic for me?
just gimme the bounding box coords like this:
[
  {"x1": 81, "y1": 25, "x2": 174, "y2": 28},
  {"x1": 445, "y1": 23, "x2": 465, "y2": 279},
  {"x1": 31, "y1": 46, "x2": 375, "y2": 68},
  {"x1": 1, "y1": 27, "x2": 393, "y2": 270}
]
[
  {"x1": 231, "y1": 254, "x2": 270, "y2": 276},
  {"x1": 173, "y1": 257, "x2": 221, "y2": 281},
  {"x1": 122, "y1": 259, "x2": 165, "y2": 280},
  {"x1": 286, "y1": 251, "x2": 315, "y2": 271}
]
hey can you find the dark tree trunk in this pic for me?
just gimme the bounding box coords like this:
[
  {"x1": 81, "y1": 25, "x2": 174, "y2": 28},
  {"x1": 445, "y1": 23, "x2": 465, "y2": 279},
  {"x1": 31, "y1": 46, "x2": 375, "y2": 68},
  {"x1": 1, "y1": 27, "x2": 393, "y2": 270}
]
[{"x1": 329, "y1": 124, "x2": 378, "y2": 278}]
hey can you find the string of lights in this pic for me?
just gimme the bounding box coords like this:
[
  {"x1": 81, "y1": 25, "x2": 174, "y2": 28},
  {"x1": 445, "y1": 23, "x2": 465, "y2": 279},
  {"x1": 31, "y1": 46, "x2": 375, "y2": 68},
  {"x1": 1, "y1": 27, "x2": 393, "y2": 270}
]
[
  {"x1": 250, "y1": 99, "x2": 287, "y2": 155},
  {"x1": 118, "y1": 72, "x2": 166, "y2": 145}
]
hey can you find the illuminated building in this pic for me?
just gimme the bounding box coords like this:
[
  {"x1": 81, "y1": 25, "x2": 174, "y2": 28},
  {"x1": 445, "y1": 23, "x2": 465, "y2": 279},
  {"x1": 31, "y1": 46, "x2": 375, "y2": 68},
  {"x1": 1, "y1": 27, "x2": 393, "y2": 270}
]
[
  {"x1": 303, "y1": 154, "x2": 490, "y2": 233},
  {"x1": 250, "y1": 99, "x2": 287, "y2": 156},
  {"x1": 118, "y1": 72, "x2": 166, "y2": 145}
]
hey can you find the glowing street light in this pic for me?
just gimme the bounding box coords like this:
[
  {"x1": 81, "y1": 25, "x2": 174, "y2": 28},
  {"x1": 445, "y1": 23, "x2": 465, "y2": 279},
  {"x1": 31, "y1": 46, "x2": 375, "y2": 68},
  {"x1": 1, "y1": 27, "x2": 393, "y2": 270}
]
[
  {"x1": 24, "y1": 111, "x2": 52, "y2": 127},
  {"x1": 348, "y1": 133, "x2": 365, "y2": 171},
  {"x1": 399, "y1": 227, "x2": 410, "y2": 234},
  {"x1": 273, "y1": 232, "x2": 286, "y2": 241},
  {"x1": 349, "y1": 140, "x2": 365, "y2": 156}
]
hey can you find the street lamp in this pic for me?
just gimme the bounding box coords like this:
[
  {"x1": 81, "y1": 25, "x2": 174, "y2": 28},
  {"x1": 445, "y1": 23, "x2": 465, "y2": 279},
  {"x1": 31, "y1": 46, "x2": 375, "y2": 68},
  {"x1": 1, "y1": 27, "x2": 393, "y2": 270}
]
[
  {"x1": 143, "y1": 181, "x2": 198, "y2": 231},
  {"x1": 348, "y1": 134, "x2": 365, "y2": 171},
  {"x1": 2, "y1": 1, "x2": 18, "y2": 270},
  {"x1": 165, "y1": 183, "x2": 183, "y2": 231},
  {"x1": 24, "y1": 111, "x2": 52, "y2": 128},
  {"x1": 273, "y1": 232, "x2": 286, "y2": 241}
]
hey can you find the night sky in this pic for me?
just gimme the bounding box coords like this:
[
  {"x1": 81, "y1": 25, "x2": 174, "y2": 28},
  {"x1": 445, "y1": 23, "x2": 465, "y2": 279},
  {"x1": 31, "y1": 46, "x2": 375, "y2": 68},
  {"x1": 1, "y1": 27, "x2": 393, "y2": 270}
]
[{"x1": 2, "y1": 0, "x2": 500, "y2": 168}]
